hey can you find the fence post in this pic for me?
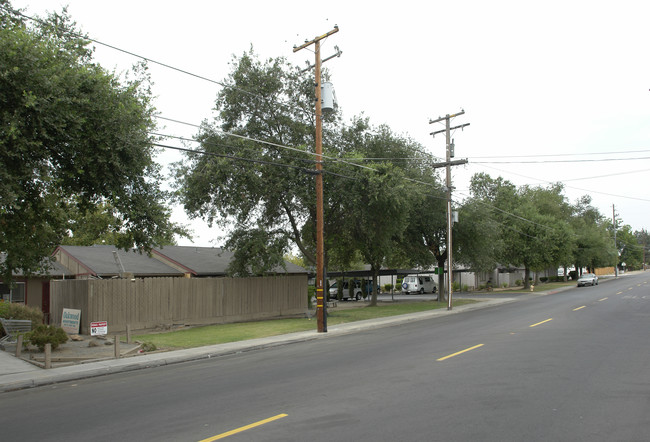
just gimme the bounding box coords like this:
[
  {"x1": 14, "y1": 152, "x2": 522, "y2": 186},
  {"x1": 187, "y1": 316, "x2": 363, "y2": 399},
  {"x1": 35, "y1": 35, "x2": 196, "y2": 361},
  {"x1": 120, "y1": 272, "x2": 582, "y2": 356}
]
[
  {"x1": 15, "y1": 335, "x2": 23, "y2": 358},
  {"x1": 114, "y1": 335, "x2": 120, "y2": 359},
  {"x1": 126, "y1": 325, "x2": 132, "y2": 344},
  {"x1": 44, "y1": 343, "x2": 51, "y2": 369}
]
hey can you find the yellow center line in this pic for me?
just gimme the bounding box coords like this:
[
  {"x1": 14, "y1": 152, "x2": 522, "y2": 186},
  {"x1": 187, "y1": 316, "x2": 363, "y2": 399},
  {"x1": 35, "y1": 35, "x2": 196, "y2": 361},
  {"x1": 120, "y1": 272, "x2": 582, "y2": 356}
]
[
  {"x1": 530, "y1": 318, "x2": 553, "y2": 328},
  {"x1": 199, "y1": 414, "x2": 288, "y2": 441},
  {"x1": 616, "y1": 291, "x2": 623, "y2": 295},
  {"x1": 573, "y1": 306, "x2": 586, "y2": 311},
  {"x1": 598, "y1": 297, "x2": 608, "y2": 301},
  {"x1": 437, "y1": 344, "x2": 484, "y2": 361},
  {"x1": 628, "y1": 287, "x2": 634, "y2": 290}
]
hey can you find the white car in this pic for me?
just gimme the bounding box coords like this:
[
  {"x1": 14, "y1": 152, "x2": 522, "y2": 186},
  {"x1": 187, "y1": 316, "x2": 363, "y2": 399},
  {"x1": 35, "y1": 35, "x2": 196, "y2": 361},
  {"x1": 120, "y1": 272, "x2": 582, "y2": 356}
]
[
  {"x1": 328, "y1": 281, "x2": 363, "y2": 301},
  {"x1": 577, "y1": 273, "x2": 599, "y2": 287}
]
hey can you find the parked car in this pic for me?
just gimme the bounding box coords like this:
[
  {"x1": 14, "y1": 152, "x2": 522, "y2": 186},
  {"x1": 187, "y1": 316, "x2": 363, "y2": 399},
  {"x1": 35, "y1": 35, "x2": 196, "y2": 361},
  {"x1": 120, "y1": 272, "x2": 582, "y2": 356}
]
[
  {"x1": 362, "y1": 281, "x2": 380, "y2": 296},
  {"x1": 328, "y1": 280, "x2": 363, "y2": 301},
  {"x1": 577, "y1": 273, "x2": 599, "y2": 287},
  {"x1": 401, "y1": 275, "x2": 437, "y2": 294}
]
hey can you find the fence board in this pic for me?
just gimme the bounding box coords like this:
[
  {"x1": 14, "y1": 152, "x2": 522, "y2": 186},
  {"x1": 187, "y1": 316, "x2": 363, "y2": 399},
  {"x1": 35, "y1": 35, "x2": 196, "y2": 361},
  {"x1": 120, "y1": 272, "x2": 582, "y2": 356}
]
[{"x1": 50, "y1": 275, "x2": 307, "y2": 333}]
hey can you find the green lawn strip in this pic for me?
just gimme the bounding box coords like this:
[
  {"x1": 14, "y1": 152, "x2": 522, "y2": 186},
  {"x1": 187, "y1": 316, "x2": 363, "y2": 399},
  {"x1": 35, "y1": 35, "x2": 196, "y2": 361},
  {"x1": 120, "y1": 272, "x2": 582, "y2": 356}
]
[
  {"x1": 132, "y1": 299, "x2": 478, "y2": 350},
  {"x1": 496, "y1": 281, "x2": 576, "y2": 293}
]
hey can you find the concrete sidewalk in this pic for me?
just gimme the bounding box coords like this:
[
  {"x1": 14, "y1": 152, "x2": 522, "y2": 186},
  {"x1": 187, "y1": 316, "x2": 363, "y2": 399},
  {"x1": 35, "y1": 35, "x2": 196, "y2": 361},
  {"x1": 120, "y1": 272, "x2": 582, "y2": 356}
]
[{"x1": 0, "y1": 297, "x2": 519, "y2": 393}]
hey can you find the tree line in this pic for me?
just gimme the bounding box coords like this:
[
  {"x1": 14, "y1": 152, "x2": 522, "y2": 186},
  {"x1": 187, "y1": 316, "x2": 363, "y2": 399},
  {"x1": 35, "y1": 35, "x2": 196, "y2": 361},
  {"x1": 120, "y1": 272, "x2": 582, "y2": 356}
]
[{"x1": 172, "y1": 50, "x2": 647, "y2": 304}]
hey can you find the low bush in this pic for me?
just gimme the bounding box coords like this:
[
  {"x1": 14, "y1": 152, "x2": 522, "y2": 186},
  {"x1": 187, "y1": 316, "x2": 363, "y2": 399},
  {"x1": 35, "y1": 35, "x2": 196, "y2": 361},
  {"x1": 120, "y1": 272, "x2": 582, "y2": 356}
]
[
  {"x1": 0, "y1": 302, "x2": 44, "y2": 339},
  {"x1": 383, "y1": 283, "x2": 393, "y2": 292},
  {"x1": 141, "y1": 341, "x2": 157, "y2": 352},
  {"x1": 25, "y1": 325, "x2": 68, "y2": 351},
  {"x1": 307, "y1": 285, "x2": 315, "y2": 308},
  {"x1": 540, "y1": 277, "x2": 548, "y2": 283}
]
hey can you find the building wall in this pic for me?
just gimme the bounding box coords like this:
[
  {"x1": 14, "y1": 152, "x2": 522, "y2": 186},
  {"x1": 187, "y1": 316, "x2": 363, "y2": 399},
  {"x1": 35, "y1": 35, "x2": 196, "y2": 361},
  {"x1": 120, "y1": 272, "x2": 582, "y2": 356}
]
[
  {"x1": 53, "y1": 249, "x2": 92, "y2": 277},
  {"x1": 50, "y1": 275, "x2": 308, "y2": 334}
]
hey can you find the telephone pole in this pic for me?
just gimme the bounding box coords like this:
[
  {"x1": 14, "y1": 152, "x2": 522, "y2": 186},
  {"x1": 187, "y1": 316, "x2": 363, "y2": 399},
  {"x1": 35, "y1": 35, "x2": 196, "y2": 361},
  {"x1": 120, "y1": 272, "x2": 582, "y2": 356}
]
[
  {"x1": 613, "y1": 204, "x2": 618, "y2": 278},
  {"x1": 293, "y1": 26, "x2": 339, "y2": 333},
  {"x1": 430, "y1": 111, "x2": 469, "y2": 310}
]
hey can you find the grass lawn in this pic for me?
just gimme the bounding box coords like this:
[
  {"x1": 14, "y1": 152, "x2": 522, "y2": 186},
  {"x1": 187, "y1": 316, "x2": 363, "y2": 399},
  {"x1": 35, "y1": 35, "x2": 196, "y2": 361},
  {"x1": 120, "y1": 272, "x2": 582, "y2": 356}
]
[
  {"x1": 132, "y1": 299, "x2": 478, "y2": 350},
  {"x1": 489, "y1": 280, "x2": 576, "y2": 293}
]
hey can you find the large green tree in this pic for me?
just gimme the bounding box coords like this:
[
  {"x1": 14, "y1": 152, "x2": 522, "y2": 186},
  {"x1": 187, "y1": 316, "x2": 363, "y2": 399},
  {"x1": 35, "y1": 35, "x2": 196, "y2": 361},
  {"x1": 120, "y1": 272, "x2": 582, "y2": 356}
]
[
  {"x1": 618, "y1": 225, "x2": 643, "y2": 270},
  {"x1": 571, "y1": 196, "x2": 614, "y2": 273},
  {"x1": 467, "y1": 174, "x2": 575, "y2": 288},
  {"x1": 174, "y1": 49, "x2": 332, "y2": 275},
  {"x1": 0, "y1": 2, "x2": 183, "y2": 281}
]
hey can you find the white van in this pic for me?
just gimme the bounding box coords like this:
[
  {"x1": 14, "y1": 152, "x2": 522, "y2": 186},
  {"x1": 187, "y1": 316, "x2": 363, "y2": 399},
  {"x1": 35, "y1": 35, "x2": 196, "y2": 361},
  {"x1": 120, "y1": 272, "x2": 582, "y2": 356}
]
[{"x1": 401, "y1": 275, "x2": 437, "y2": 294}]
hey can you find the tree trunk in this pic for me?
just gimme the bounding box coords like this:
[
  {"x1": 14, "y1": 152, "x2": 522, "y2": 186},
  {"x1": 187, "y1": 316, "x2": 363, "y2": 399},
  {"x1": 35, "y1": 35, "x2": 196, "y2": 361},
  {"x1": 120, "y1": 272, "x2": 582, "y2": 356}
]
[
  {"x1": 370, "y1": 266, "x2": 380, "y2": 307},
  {"x1": 523, "y1": 267, "x2": 531, "y2": 289},
  {"x1": 437, "y1": 256, "x2": 447, "y2": 302}
]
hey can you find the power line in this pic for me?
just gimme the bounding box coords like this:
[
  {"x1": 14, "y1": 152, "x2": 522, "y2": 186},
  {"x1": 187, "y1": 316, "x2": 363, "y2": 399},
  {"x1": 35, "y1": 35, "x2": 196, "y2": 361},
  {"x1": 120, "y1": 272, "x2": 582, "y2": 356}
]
[
  {"x1": 2, "y1": 4, "x2": 312, "y2": 117},
  {"x1": 473, "y1": 156, "x2": 650, "y2": 164},
  {"x1": 469, "y1": 148, "x2": 650, "y2": 159},
  {"x1": 152, "y1": 142, "x2": 315, "y2": 173},
  {"x1": 469, "y1": 163, "x2": 650, "y2": 203}
]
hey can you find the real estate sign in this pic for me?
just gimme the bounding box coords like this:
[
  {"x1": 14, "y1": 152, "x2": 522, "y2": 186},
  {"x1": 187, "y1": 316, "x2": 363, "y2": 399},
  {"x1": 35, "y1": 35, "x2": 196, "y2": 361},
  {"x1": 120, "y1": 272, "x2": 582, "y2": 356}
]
[
  {"x1": 90, "y1": 321, "x2": 108, "y2": 336},
  {"x1": 61, "y1": 308, "x2": 81, "y2": 334}
]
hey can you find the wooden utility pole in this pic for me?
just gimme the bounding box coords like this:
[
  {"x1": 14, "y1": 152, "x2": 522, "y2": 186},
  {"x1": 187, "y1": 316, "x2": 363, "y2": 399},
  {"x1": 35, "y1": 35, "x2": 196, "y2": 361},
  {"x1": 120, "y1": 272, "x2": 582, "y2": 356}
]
[
  {"x1": 613, "y1": 204, "x2": 618, "y2": 278},
  {"x1": 430, "y1": 111, "x2": 469, "y2": 310},
  {"x1": 293, "y1": 26, "x2": 339, "y2": 333}
]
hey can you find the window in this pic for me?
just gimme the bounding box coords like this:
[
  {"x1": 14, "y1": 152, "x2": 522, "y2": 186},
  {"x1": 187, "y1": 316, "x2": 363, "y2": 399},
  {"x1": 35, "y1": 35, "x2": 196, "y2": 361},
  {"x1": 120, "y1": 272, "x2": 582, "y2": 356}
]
[{"x1": 0, "y1": 282, "x2": 26, "y2": 303}]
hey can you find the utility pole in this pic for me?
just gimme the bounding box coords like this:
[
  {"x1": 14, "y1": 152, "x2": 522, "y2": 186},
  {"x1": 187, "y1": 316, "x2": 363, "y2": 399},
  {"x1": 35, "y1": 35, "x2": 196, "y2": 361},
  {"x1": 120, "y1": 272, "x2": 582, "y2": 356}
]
[
  {"x1": 641, "y1": 229, "x2": 648, "y2": 272},
  {"x1": 293, "y1": 26, "x2": 339, "y2": 333},
  {"x1": 430, "y1": 111, "x2": 469, "y2": 310},
  {"x1": 613, "y1": 204, "x2": 617, "y2": 277}
]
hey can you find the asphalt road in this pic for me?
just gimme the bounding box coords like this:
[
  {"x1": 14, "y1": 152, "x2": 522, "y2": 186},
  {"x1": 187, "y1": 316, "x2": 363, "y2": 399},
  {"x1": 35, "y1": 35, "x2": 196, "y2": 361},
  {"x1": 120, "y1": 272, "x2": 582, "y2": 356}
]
[{"x1": 2, "y1": 273, "x2": 650, "y2": 441}]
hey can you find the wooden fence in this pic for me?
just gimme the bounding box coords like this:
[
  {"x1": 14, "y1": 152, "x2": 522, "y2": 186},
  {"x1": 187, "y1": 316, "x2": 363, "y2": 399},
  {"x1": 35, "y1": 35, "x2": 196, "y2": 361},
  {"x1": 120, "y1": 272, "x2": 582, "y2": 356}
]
[{"x1": 50, "y1": 275, "x2": 307, "y2": 334}]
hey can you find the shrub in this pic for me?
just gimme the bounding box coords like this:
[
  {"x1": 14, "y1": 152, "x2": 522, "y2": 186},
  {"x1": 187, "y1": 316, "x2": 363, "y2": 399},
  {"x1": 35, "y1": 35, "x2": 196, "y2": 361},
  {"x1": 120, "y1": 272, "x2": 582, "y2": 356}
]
[
  {"x1": 540, "y1": 277, "x2": 548, "y2": 283},
  {"x1": 141, "y1": 341, "x2": 157, "y2": 352},
  {"x1": 383, "y1": 283, "x2": 393, "y2": 293},
  {"x1": 25, "y1": 325, "x2": 69, "y2": 351},
  {"x1": 462, "y1": 284, "x2": 469, "y2": 292},
  {"x1": 502, "y1": 282, "x2": 508, "y2": 288},
  {"x1": 0, "y1": 302, "x2": 44, "y2": 339},
  {"x1": 307, "y1": 285, "x2": 315, "y2": 308},
  {"x1": 452, "y1": 281, "x2": 460, "y2": 291},
  {"x1": 515, "y1": 279, "x2": 522, "y2": 286}
]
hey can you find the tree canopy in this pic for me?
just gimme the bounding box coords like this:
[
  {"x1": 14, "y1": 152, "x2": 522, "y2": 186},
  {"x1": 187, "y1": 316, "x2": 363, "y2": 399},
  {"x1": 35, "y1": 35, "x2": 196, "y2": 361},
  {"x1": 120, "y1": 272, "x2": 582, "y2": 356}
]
[
  {"x1": 175, "y1": 48, "x2": 633, "y2": 284},
  {"x1": 0, "y1": 2, "x2": 184, "y2": 281}
]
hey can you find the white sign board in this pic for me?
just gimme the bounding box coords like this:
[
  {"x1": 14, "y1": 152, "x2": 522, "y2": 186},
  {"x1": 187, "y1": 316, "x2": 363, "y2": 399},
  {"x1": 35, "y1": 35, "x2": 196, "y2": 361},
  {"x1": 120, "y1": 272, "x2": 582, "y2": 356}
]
[
  {"x1": 61, "y1": 308, "x2": 81, "y2": 334},
  {"x1": 90, "y1": 321, "x2": 108, "y2": 336}
]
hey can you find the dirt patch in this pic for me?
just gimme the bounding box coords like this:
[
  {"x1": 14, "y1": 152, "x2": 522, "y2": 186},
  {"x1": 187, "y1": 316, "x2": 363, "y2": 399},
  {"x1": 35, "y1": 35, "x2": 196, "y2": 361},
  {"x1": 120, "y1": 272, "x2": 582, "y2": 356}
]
[{"x1": 2, "y1": 335, "x2": 164, "y2": 368}]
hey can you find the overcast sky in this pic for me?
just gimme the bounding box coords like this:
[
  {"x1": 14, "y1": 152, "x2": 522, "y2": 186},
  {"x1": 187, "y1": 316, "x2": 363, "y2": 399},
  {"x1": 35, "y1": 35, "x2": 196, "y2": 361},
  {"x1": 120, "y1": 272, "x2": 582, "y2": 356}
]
[{"x1": 12, "y1": 0, "x2": 650, "y2": 246}]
